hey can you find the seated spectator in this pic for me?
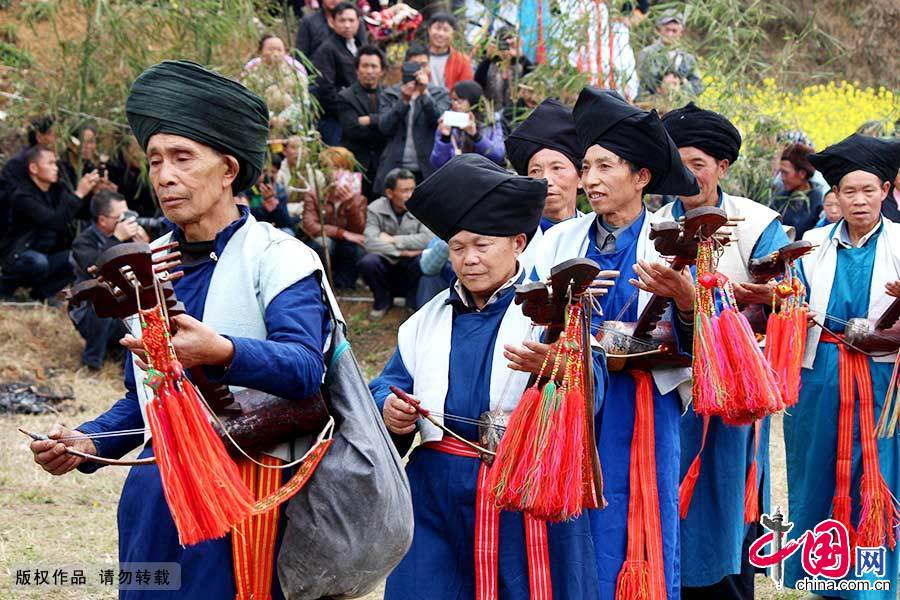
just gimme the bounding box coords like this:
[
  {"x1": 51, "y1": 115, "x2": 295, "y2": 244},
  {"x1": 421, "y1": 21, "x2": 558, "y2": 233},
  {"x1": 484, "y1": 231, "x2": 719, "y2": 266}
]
[
  {"x1": 0, "y1": 115, "x2": 56, "y2": 200},
  {"x1": 361, "y1": 168, "x2": 432, "y2": 318},
  {"x1": 296, "y1": 0, "x2": 367, "y2": 61},
  {"x1": 69, "y1": 190, "x2": 148, "y2": 369},
  {"x1": 815, "y1": 190, "x2": 842, "y2": 228},
  {"x1": 636, "y1": 10, "x2": 702, "y2": 99},
  {"x1": 430, "y1": 80, "x2": 505, "y2": 169},
  {"x1": 374, "y1": 44, "x2": 450, "y2": 193},
  {"x1": 0, "y1": 146, "x2": 98, "y2": 302},
  {"x1": 239, "y1": 158, "x2": 298, "y2": 233},
  {"x1": 0, "y1": 116, "x2": 57, "y2": 242},
  {"x1": 243, "y1": 33, "x2": 312, "y2": 139},
  {"x1": 772, "y1": 142, "x2": 824, "y2": 239},
  {"x1": 426, "y1": 12, "x2": 473, "y2": 91},
  {"x1": 312, "y1": 2, "x2": 363, "y2": 145},
  {"x1": 277, "y1": 135, "x2": 306, "y2": 192},
  {"x1": 243, "y1": 32, "x2": 309, "y2": 79},
  {"x1": 337, "y1": 45, "x2": 388, "y2": 202},
  {"x1": 415, "y1": 234, "x2": 454, "y2": 308},
  {"x1": 302, "y1": 146, "x2": 367, "y2": 290},
  {"x1": 474, "y1": 27, "x2": 534, "y2": 115}
]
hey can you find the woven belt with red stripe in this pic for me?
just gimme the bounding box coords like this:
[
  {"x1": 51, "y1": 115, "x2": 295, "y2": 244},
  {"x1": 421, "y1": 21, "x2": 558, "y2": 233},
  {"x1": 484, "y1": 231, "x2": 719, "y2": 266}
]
[
  {"x1": 423, "y1": 437, "x2": 553, "y2": 600},
  {"x1": 819, "y1": 331, "x2": 898, "y2": 553}
]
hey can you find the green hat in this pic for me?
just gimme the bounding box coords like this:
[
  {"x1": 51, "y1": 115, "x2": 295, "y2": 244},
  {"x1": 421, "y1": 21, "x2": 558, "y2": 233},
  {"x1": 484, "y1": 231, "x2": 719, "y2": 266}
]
[{"x1": 126, "y1": 60, "x2": 269, "y2": 194}]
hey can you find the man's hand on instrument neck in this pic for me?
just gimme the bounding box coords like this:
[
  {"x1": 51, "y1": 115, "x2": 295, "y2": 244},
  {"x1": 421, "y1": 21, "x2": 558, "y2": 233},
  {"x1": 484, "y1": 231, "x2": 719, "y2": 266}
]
[
  {"x1": 504, "y1": 341, "x2": 563, "y2": 378},
  {"x1": 29, "y1": 424, "x2": 96, "y2": 476},
  {"x1": 120, "y1": 314, "x2": 235, "y2": 371},
  {"x1": 732, "y1": 280, "x2": 777, "y2": 306},
  {"x1": 629, "y1": 259, "x2": 695, "y2": 313}
]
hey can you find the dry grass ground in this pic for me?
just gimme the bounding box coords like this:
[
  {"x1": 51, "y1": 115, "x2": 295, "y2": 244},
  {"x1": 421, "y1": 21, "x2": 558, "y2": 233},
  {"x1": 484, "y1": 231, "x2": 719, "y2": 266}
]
[{"x1": 0, "y1": 302, "x2": 801, "y2": 599}]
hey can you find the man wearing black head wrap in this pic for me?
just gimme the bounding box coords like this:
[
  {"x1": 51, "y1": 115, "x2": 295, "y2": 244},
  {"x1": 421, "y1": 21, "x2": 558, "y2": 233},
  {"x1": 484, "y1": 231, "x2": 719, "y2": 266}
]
[
  {"x1": 782, "y1": 134, "x2": 900, "y2": 598},
  {"x1": 30, "y1": 60, "x2": 335, "y2": 600},
  {"x1": 505, "y1": 98, "x2": 584, "y2": 272},
  {"x1": 660, "y1": 103, "x2": 792, "y2": 600},
  {"x1": 528, "y1": 87, "x2": 699, "y2": 600},
  {"x1": 370, "y1": 153, "x2": 605, "y2": 599}
]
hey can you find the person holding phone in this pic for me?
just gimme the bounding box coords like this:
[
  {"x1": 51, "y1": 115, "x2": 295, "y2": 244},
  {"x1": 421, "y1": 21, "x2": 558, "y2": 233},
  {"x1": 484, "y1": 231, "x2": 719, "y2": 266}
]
[{"x1": 430, "y1": 80, "x2": 505, "y2": 169}]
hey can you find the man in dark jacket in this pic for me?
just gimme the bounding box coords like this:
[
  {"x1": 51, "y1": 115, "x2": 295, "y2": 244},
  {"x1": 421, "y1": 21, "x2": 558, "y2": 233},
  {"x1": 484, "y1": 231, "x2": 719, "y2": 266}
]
[
  {"x1": 373, "y1": 44, "x2": 450, "y2": 194},
  {"x1": 0, "y1": 145, "x2": 97, "y2": 302},
  {"x1": 311, "y1": 2, "x2": 362, "y2": 145},
  {"x1": 0, "y1": 116, "x2": 57, "y2": 240},
  {"x1": 295, "y1": 0, "x2": 366, "y2": 60},
  {"x1": 69, "y1": 190, "x2": 147, "y2": 369},
  {"x1": 337, "y1": 45, "x2": 387, "y2": 201}
]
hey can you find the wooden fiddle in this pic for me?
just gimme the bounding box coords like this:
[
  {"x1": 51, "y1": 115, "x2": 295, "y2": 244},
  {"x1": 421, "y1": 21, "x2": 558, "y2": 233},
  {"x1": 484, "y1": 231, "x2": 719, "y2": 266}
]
[
  {"x1": 842, "y1": 297, "x2": 900, "y2": 354},
  {"x1": 514, "y1": 257, "x2": 604, "y2": 503},
  {"x1": 742, "y1": 240, "x2": 815, "y2": 334},
  {"x1": 597, "y1": 206, "x2": 732, "y2": 371},
  {"x1": 67, "y1": 241, "x2": 330, "y2": 456}
]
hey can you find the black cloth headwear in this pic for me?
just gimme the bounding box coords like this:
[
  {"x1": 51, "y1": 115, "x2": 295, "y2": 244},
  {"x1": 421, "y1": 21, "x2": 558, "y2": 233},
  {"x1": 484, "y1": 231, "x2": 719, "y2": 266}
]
[
  {"x1": 407, "y1": 154, "x2": 546, "y2": 242},
  {"x1": 809, "y1": 134, "x2": 900, "y2": 189},
  {"x1": 126, "y1": 60, "x2": 270, "y2": 194},
  {"x1": 506, "y1": 99, "x2": 581, "y2": 176},
  {"x1": 661, "y1": 102, "x2": 742, "y2": 164},
  {"x1": 573, "y1": 87, "x2": 699, "y2": 196}
]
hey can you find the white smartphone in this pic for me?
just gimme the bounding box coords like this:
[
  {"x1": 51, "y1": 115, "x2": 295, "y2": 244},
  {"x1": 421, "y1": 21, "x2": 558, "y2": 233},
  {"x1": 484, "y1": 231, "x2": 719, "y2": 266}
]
[{"x1": 442, "y1": 110, "x2": 470, "y2": 129}]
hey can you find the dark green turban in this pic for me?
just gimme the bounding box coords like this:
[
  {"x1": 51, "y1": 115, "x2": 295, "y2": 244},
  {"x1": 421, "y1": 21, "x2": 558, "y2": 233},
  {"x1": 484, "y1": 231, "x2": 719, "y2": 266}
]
[{"x1": 125, "y1": 60, "x2": 269, "y2": 194}]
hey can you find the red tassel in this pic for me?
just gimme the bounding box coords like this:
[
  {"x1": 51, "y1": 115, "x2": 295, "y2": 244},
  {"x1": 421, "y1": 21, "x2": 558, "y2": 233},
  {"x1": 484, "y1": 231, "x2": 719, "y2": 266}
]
[
  {"x1": 764, "y1": 306, "x2": 808, "y2": 407},
  {"x1": 140, "y1": 306, "x2": 253, "y2": 546},
  {"x1": 678, "y1": 454, "x2": 702, "y2": 520},
  {"x1": 491, "y1": 385, "x2": 544, "y2": 508},
  {"x1": 857, "y1": 473, "x2": 900, "y2": 550},
  {"x1": 832, "y1": 494, "x2": 857, "y2": 560},
  {"x1": 490, "y1": 302, "x2": 598, "y2": 522},
  {"x1": 615, "y1": 559, "x2": 651, "y2": 600}
]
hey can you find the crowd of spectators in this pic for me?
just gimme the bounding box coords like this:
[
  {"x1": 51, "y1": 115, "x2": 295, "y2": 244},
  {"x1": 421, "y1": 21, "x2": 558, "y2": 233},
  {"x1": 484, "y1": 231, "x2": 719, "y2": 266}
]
[{"x1": 0, "y1": 1, "x2": 896, "y2": 372}]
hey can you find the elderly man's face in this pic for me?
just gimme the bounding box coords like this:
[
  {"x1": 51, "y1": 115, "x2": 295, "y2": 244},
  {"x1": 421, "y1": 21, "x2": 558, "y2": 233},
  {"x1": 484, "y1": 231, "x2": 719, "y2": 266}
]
[
  {"x1": 835, "y1": 170, "x2": 889, "y2": 234},
  {"x1": 146, "y1": 133, "x2": 236, "y2": 227},
  {"x1": 677, "y1": 146, "x2": 728, "y2": 210},
  {"x1": 448, "y1": 231, "x2": 524, "y2": 299}
]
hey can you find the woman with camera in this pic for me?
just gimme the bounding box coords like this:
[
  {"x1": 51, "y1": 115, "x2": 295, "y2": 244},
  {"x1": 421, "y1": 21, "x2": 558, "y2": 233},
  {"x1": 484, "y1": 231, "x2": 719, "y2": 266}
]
[{"x1": 429, "y1": 80, "x2": 505, "y2": 169}]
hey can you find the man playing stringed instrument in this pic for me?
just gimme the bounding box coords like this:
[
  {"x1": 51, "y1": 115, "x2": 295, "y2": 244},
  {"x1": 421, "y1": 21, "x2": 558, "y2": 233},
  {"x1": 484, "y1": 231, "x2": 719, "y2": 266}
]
[
  {"x1": 784, "y1": 134, "x2": 900, "y2": 599},
  {"x1": 505, "y1": 98, "x2": 584, "y2": 272},
  {"x1": 659, "y1": 103, "x2": 791, "y2": 600},
  {"x1": 525, "y1": 87, "x2": 701, "y2": 600},
  {"x1": 28, "y1": 61, "x2": 334, "y2": 599},
  {"x1": 370, "y1": 153, "x2": 607, "y2": 599}
]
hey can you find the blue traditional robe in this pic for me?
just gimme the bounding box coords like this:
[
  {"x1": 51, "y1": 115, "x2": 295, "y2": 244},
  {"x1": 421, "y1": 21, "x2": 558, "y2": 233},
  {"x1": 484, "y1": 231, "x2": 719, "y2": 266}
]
[
  {"x1": 580, "y1": 209, "x2": 687, "y2": 599},
  {"x1": 370, "y1": 275, "x2": 606, "y2": 599},
  {"x1": 668, "y1": 196, "x2": 790, "y2": 588},
  {"x1": 76, "y1": 207, "x2": 330, "y2": 599},
  {"x1": 784, "y1": 221, "x2": 900, "y2": 599}
]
